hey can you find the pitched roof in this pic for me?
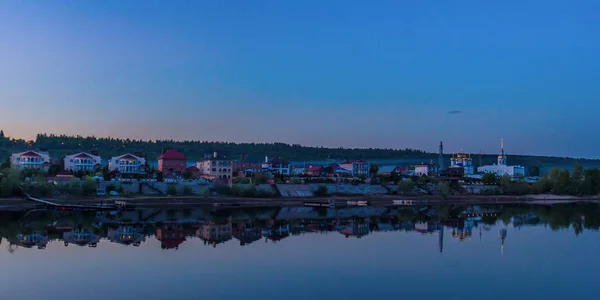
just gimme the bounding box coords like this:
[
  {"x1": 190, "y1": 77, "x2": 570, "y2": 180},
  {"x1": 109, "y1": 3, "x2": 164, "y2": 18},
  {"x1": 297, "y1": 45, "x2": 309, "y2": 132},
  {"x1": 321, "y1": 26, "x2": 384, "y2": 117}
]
[
  {"x1": 158, "y1": 149, "x2": 186, "y2": 160},
  {"x1": 118, "y1": 153, "x2": 140, "y2": 160},
  {"x1": 186, "y1": 166, "x2": 200, "y2": 172},
  {"x1": 268, "y1": 157, "x2": 289, "y2": 164},
  {"x1": 73, "y1": 152, "x2": 95, "y2": 159},
  {"x1": 18, "y1": 151, "x2": 42, "y2": 157},
  {"x1": 377, "y1": 166, "x2": 398, "y2": 173}
]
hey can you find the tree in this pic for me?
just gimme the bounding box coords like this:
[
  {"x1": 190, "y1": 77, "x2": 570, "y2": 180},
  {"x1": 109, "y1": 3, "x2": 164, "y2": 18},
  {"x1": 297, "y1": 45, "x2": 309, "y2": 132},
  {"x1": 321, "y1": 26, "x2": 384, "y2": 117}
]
[
  {"x1": 553, "y1": 170, "x2": 571, "y2": 194},
  {"x1": 481, "y1": 173, "x2": 498, "y2": 185},
  {"x1": 182, "y1": 170, "x2": 193, "y2": 180},
  {"x1": 0, "y1": 130, "x2": 4, "y2": 138},
  {"x1": 528, "y1": 165, "x2": 541, "y2": 177},
  {"x1": 82, "y1": 177, "x2": 97, "y2": 196},
  {"x1": 0, "y1": 168, "x2": 20, "y2": 197},
  {"x1": 47, "y1": 164, "x2": 61, "y2": 176},
  {"x1": 438, "y1": 181, "x2": 450, "y2": 199},
  {"x1": 369, "y1": 164, "x2": 379, "y2": 175},
  {"x1": 182, "y1": 185, "x2": 192, "y2": 195},
  {"x1": 397, "y1": 180, "x2": 414, "y2": 195},
  {"x1": 314, "y1": 185, "x2": 328, "y2": 196},
  {"x1": 0, "y1": 158, "x2": 10, "y2": 170},
  {"x1": 572, "y1": 163, "x2": 583, "y2": 180},
  {"x1": 166, "y1": 185, "x2": 177, "y2": 196}
]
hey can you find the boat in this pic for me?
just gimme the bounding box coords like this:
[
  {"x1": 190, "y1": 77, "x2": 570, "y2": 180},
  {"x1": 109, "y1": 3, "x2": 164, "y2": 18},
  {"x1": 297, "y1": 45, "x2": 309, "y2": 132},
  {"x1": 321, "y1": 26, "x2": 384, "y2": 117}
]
[
  {"x1": 346, "y1": 200, "x2": 369, "y2": 206},
  {"x1": 393, "y1": 200, "x2": 414, "y2": 206}
]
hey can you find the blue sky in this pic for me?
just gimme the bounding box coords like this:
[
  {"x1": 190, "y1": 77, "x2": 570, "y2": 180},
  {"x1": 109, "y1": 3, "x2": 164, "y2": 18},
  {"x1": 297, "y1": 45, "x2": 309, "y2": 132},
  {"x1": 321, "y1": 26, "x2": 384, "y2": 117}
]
[{"x1": 0, "y1": 1, "x2": 598, "y2": 157}]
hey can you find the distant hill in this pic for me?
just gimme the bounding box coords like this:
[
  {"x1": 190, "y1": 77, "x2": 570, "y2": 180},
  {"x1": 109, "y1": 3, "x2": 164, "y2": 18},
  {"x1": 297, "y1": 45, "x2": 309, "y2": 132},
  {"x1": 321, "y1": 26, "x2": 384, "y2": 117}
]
[{"x1": 0, "y1": 133, "x2": 598, "y2": 171}]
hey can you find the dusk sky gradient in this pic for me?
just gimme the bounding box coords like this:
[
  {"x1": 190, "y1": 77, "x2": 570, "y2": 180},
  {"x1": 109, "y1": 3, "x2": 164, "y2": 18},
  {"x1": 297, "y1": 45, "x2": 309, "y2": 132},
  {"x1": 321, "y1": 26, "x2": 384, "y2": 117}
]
[{"x1": 1, "y1": 1, "x2": 599, "y2": 157}]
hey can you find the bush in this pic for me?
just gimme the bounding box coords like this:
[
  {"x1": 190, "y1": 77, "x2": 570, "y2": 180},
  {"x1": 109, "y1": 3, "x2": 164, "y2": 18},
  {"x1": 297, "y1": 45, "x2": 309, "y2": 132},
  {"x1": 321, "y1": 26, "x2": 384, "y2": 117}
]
[
  {"x1": 397, "y1": 180, "x2": 414, "y2": 195},
  {"x1": 106, "y1": 184, "x2": 117, "y2": 193},
  {"x1": 166, "y1": 185, "x2": 177, "y2": 196},
  {"x1": 82, "y1": 177, "x2": 97, "y2": 196},
  {"x1": 182, "y1": 185, "x2": 192, "y2": 195},
  {"x1": 314, "y1": 185, "x2": 328, "y2": 197}
]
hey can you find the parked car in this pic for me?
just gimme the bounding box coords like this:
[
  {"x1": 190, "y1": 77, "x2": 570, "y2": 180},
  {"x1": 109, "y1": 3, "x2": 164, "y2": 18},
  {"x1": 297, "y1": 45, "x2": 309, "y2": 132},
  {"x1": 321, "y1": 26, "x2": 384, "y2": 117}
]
[{"x1": 109, "y1": 191, "x2": 119, "y2": 196}]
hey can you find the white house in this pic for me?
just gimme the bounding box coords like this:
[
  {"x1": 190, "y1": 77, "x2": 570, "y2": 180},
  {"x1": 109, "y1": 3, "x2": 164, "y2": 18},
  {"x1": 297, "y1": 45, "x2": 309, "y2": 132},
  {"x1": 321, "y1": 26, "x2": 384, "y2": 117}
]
[
  {"x1": 197, "y1": 158, "x2": 233, "y2": 179},
  {"x1": 64, "y1": 152, "x2": 102, "y2": 172},
  {"x1": 415, "y1": 164, "x2": 436, "y2": 176},
  {"x1": 263, "y1": 157, "x2": 291, "y2": 176},
  {"x1": 340, "y1": 160, "x2": 369, "y2": 176},
  {"x1": 108, "y1": 153, "x2": 146, "y2": 174},
  {"x1": 10, "y1": 150, "x2": 51, "y2": 171},
  {"x1": 477, "y1": 139, "x2": 525, "y2": 178}
]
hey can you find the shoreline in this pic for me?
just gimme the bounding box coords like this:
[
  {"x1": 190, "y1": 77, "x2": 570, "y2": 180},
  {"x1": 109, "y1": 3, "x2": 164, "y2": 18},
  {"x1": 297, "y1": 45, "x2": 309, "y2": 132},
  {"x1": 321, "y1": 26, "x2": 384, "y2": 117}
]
[{"x1": 1, "y1": 194, "x2": 600, "y2": 210}]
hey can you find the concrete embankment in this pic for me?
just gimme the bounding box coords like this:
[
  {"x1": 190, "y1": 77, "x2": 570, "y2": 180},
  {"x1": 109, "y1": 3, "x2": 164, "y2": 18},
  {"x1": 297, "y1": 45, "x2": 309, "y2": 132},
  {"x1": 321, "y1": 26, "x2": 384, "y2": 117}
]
[{"x1": 2, "y1": 194, "x2": 599, "y2": 210}]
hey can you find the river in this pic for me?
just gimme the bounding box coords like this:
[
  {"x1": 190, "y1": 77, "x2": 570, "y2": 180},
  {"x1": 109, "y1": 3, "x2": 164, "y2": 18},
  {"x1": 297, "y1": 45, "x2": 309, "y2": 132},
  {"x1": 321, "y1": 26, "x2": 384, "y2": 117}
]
[{"x1": 0, "y1": 203, "x2": 598, "y2": 300}]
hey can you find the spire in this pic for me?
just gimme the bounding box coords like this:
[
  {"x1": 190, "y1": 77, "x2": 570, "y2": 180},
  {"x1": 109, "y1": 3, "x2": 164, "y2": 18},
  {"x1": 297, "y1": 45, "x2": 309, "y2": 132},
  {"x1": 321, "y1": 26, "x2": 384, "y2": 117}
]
[{"x1": 501, "y1": 138, "x2": 505, "y2": 157}]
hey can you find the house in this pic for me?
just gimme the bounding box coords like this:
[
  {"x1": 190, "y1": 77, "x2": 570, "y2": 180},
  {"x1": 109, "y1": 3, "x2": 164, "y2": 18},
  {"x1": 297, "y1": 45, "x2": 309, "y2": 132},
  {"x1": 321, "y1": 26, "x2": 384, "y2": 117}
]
[
  {"x1": 108, "y1": 153, "x2": 146, "y2": 175},
  {"x1": 10, "y1": 150, "x2": 51, "y2": 171},
  {"x1": 185, "y1": 166, "x2": 200, "y2": 178},
  {"x1": 197, "y1": 153, "x2": 233, "y2": 180},
  {"x1": 232, "y1": 154, "x2": 262, "y2": 176},
  {"x1": 232, "y1": 222, "x2": 262, "y2": 246},
  {"x1": 263, "y1": 157, "x2": 291, "y2": 176},
  {"x1": 322, "y1": 163, "x2": 351, "y2": 177},
  {"x1": 304, "y1": 165, "x2": 323, "y2": 177},
  {"x1": 340, "y1": 160, "x2": 369, "y2": 176},
  {"x1": 63, "y1": 228, "x2": 100, "y2": 247},
  {"x1": 64, "y1": 152, "x2": 102, "y2": 172},
  {"x1": 156, "y1": 223, "x2": 186, "y2": 250},
  {"x1": 415, "y1": 164, "x2": 437, "y2": 176},
  {"x1": 157, "y1": 149, "x2": 187, "y2": 176}
]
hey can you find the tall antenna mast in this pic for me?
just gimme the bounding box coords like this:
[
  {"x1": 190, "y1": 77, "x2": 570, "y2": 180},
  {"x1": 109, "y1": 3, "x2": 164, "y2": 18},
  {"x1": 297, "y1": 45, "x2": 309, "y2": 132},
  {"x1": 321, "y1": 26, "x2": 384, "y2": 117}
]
[{"x1": 479, "y1": 149, "x2": 482, "y2": 166}]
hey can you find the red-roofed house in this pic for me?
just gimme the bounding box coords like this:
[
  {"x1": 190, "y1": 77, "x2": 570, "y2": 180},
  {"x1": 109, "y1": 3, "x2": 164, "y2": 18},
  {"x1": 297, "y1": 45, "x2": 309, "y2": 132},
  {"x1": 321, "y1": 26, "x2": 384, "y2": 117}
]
[
  {"x1": 156, "y1": 224, "x2": 186, "y2": 250},
  {"x1": 305, "y1": 165, "x2": 323, "y2": 177},
  {"x1": 64, "y1": 152, "x2": 102, "y2": 172},
  {"x1": 339, "y1": 160, "x2": 369, "y2": 177},
  {"x1": 158, "y1": 149, "x2": 187, "y2": 175}
]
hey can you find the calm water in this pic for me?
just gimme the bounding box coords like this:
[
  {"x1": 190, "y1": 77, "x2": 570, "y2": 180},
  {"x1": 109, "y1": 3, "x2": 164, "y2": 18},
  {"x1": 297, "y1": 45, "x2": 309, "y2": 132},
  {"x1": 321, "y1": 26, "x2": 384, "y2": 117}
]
[{"x1": 1, "y1": 204, "x2": 599, "y2": 300}]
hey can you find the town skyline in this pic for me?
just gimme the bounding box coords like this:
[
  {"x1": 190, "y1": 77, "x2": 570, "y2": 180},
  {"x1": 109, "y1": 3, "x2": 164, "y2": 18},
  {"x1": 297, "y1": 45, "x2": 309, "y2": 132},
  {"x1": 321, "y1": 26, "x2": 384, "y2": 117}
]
[{"x1": 1, "y1": 1, "x2": 599, "y2": 158}]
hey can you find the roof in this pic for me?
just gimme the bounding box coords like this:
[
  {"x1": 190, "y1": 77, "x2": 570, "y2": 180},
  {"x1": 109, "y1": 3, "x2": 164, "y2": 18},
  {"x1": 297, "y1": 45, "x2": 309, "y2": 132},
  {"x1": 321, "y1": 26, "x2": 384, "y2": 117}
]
[
  {"x1": 186, "y1": 166, "x2": 200, "y2": 172},
  {"x1": 306, "y1": 165, "x2": 323, "y2": 172},
  {"x1": 377, "y1": 166, "x2": 398, "y2": 173},
  {"x1": 17, "y1": 151, "x2": 42, "y2": 157},
  {"x1": 72, "y1": 152, "x2": 96, "y2": 159},
  {"x1": 340, "y1": 159, "x2": 367, "y2": 164},
  {"x1": 267, "y1": 157, "x2": 289, "y2": 165},
  {"x1": 158, "y1": 149, "x2": 186, "y2": 160},
  {"x1": 117, "y1": 153, "x2": 142, "y2": 160}
]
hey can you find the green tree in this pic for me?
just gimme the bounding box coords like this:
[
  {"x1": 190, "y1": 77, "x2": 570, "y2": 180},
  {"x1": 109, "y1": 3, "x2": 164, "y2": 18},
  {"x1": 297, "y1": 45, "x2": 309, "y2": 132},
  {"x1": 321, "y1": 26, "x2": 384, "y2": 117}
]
[
  {"x1": 528, "y1": 165, "x2": 541, "y2": 177},
  {"x1": 481, "y1": 173, "x2": 498, "y2": 185},
  {"x1": 0, "y1": 157, "x2": 10, "y2": 170},
  {"x1": 82, "y1": 177, "x2": 97, "y2": 196},
  {"x1": 572, "y1": 163, "x2": 583, "y2": 180},
  {"x1": 67, "y1": 178, "x2": 83, "y2": 196},
  {"x1": 397, "y1": 180, "x2": 414, "y2": 195},
  {"x1": 182, "y1": 185, "x2": 192, "y2": 195},
  {"x1": 166, "y1": 185, "x2": 177, "y2": 196},
  {"x1": 438, "y1": 181, "x2": 450, "y2": 199},
  {"x1": 369, "y1": 163, "x2": 379, "y2": 175},
  {"x1": 47, "y1": 164, "x2": 61, "y2": 176},
  {"x1": 0, "y1": 168, "x2": 20, "y2": 197},
  {"x1": 553, "y1": 170, "x2": 571, "y2": 194},
  {"x1": 182, "y1": 170, "x2": 193, "y2": 180},
  {"x1": 314, "y1": 185, "x2": 328, "y2": 196}
]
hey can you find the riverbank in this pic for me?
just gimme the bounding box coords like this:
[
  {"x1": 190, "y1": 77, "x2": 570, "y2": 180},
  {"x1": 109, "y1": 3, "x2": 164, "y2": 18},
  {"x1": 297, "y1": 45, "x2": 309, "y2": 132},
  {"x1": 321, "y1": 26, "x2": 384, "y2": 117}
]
[{"x1": 2, "y1": 194, "x2": 600, "y2": 210}]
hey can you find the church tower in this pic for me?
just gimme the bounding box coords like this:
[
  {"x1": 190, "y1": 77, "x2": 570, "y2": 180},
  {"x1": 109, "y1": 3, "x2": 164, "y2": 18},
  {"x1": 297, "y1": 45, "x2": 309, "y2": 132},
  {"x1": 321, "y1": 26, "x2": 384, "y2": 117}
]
[{"x1": 497, "y1": 138, "x2": 507, "y2": 166}]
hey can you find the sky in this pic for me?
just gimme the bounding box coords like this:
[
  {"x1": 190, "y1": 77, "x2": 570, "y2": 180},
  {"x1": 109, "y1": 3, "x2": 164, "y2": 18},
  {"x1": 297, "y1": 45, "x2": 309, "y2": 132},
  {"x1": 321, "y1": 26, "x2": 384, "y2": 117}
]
[{"x1": 0, "y1": 0, "x2": 599, "y2": 158}]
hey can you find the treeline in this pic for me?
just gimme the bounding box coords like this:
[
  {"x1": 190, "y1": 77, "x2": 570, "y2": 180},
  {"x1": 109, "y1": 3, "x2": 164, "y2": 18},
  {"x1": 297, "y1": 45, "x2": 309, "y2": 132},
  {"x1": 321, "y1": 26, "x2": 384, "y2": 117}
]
[
  {"x1": 0, "y1": 168, "x2": 100, "y2": 198},
  {"x1": 0, "y1": 133, "x2": 429, "y2": 161},
  {"x1": 479, "y1": 164, "x2": 600, "y2": 196}
]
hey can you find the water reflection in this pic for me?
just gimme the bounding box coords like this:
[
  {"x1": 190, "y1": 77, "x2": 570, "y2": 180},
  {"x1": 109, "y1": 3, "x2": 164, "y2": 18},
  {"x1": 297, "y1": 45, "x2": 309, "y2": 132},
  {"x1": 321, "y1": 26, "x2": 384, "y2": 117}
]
[{"x1": 0, "y1": 203, "x2": 599, "y2": 253}]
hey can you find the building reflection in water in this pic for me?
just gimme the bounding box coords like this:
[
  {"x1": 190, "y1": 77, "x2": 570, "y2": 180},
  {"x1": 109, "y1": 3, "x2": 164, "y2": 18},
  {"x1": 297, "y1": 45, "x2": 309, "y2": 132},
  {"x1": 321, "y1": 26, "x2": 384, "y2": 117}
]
[
  {"x1": 63, "y1": 228, "x2": 100, "y2": 247},
  {"x1": 16, "y1": 232, "x2": 48, "y2": 249},
  {"x1": 108, "y1": 226, "x2": 146, "y2": 247},
  {"x1": 156, "y1": 223, "x2": 186, "y2": 250},
  {"x1": 197, "y1": 221, "x2": 232, "y2": 247}
]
